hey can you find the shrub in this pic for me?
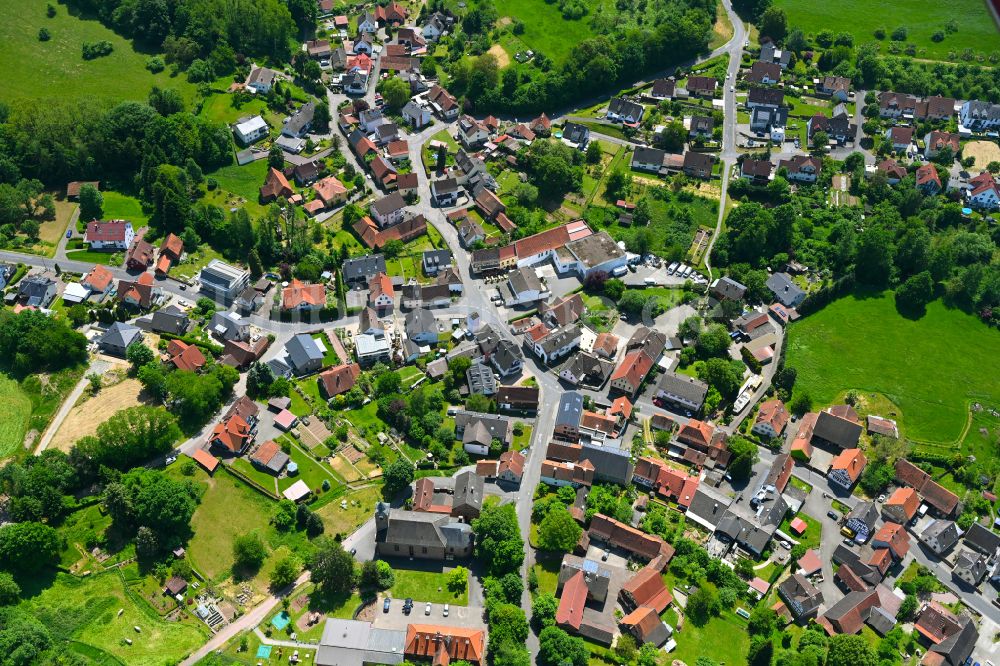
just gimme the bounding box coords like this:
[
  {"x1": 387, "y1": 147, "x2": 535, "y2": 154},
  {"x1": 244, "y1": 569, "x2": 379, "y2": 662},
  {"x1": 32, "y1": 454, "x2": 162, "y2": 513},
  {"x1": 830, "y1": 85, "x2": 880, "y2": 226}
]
[
  {"x1": 38, "y1": 28, "x2": 51, "y2": 41},
  {"x1": 146, "y1": 56, "x2": 166, "y2": 73},
  {"x1": 82, "y1": 40, "x2": 114, "y2": 59},
  {"x1": 891, "y1": 26, "x2": 908, "y2": 41}
]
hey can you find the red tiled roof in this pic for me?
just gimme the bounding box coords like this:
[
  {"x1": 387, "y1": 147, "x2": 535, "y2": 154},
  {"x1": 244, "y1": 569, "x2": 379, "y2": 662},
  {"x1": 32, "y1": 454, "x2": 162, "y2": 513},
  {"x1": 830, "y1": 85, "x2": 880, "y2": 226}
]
[
  {"x1": 831, "y1": 448, "x2": 867, "y2": 483},
  {"x1": 556, "y1": 570, "x2": 588, "y2": 630},
  {"x1": 314, "y1": 176, "x2": 347, "y2": 203},
  {"x1": 282, "y1": 279, "x2": 325, "y2": 309},
  {"x1": 873, "y1": 522, "x2": 910, "y2": 559},
  {"x1": 82, "y1": 265, "x2": 114, "y2": 292},
  {"x1": 620, "y1": 606, "x2": 665, "y2": 644},
  {"x1": 318, "y1": 363, "x2": 361, "y2": 397},
  {"x1": 167, "y1": 340, "x2": 206, "y2": 372},
  {"x1": 190, "y1": 448, "x2": 218, "y2": 473},
  {"x1": 755, "y1": 399, "x2": 789, "y2": 435},
  {"x1": 798, "y1": 549, "x2": 822, "y2": 575},
  {"x1": 412, "y1": 477, "x2": 452, "y2": 513},
  {"x1": 85, "y1": 219, "x2": 130, "y2": 243},
  {"x1": 677, "y1": 419, "x2": 714, "y2": 449},
  {"x1": 405, "y1": 625, "x2": 485, "y2": 666},
  {"x1": 609, "y1": 396, "x2": 632, "y2": 419},
  {"x1": 210, "y1": 414, "x2": 251, "y2": 453},
  {"x1": 621, "y1": 567, "x2": 673, "y2": 612},
  {"x1": 610, "y1": 350, "x2": 654, "y2": 389},
  {"x1": 885, "y1": 487, "x2": 920, "y2": 521},
  {"x1": 160, "y1": 233, "x2": 183, "y2": 259}
]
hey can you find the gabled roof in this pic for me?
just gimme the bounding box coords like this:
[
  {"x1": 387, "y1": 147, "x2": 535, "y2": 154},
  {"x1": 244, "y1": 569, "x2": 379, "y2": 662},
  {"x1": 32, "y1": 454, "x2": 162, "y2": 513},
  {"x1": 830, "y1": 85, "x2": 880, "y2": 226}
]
[
  {"x1": 282, "y1": 279, "x2": 325, "y2": 309},
  {"x1": 556, "y1": 570, "x2": 588, "y2": 630},
  {"x1": 319, "y1": 363, "x2": 361, "y2": 397},
  {"x1": 677, "y1": 419, "x2": 714, "y2": 448},
  {"x1": 830, "y1": 448, "x2": 867, "y2": 483},
  {"x1": 167, "y1": 340, "x2": 206, "y2": 372},
  {"x1": 620, "y1": 566, "x2": 673, "y2": 612}
]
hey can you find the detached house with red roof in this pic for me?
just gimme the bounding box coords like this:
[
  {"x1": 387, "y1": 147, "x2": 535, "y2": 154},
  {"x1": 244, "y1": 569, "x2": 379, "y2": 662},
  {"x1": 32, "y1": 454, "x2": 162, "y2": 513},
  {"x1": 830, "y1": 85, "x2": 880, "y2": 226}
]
[
  {"x1": 85, "y1": 219, "x2": 134, "y2": 251},
  {"x1": 916, "y1": 163, "x2": 942, "y2": 195},
  {"x1": 156, "y1": 233, "x2": 183, "y2": 276},
  {"x1": 166, "y1": 340, "x2": 206, "y2": 373},
  {"x1": 260, "y1": 167, "x2": 293, "y2": 202},
  {"x1": 677, "y1": 419, "x2": 715, "y2": 450},
  {"x1": 871, "y1": 522, "x2": 910, "y2": 560},
  {"x1": 609, "y1": 350, "x2": 655, "y2": 396},
  {"x1": 404, "y1": 625, "x2": 485, "y2": 666},
  {"x1": 882, "y1": 487, "x2": 920, "y2": 524},
  {"x1": 318, "y1": 362, "x2": 361, "y2": 399},
  {"x1": 281, "y1": 279, "x2": 326, "y2": 312},
  {"x1": 368, "y1": 272, "x2": 394, "y2": 315},
  {"x1": 752, "y1": 398, "x2": 789, "y2": 439},
  {"x1": 966, "y1": 172, "x2": 1000, "y2": 210},
  {"x1": 828, "y1": 448, "x2": 867, "y2": 491}
]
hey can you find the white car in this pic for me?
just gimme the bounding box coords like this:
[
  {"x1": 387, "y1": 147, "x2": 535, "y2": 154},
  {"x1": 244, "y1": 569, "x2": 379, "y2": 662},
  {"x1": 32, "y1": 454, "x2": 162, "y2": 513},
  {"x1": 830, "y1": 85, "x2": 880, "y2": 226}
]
[
  {"x1": 425, "y1": 602, "x2": 432, "y2": 615},
  {"x1": 443, "y1": 604, "x2": 450, "y2": 617}
]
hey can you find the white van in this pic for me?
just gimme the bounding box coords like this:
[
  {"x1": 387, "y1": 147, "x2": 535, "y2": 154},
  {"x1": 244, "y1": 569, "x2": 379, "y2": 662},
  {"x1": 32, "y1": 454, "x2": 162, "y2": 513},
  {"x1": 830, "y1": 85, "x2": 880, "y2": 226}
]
[
  {"x1": 667, "y1": 262, "x2": 679, "y2": 274},
  {"x1": 611, "y1": 265, "x2": 628, "y2": 277},
  {"x1": 681, "y1": 266, "x2": 693, "y2": 278}
]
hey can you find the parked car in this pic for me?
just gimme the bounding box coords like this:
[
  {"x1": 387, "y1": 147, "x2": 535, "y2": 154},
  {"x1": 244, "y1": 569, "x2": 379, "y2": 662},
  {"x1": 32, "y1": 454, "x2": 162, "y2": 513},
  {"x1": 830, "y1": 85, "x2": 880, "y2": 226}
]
[
  {"x1": 424, "y1": 602, "x2": 432, "y2": 615},
  {"x1": 827, "y1": 510, "x2": 839, "y2": 521},
  {"x1": 443, "y1": 604, "x2": 449, "y2": 617},
  {"x1": 383, "y1": 598, "x2": 391, "y2": 613},
  {"x1": 403, "y1": 598, "x2": 413, "y2": 615}
]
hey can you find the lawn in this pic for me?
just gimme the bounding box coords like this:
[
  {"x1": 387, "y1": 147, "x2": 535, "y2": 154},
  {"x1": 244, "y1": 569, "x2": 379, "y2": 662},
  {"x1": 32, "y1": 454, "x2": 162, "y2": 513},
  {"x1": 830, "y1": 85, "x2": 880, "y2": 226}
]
[
  {"x1": 388, "y1": 568, "x2": 469, "y2": 605},
  {"x1": 0, "y1": 0, "x2": 197, "y2": 106},
  {"x1": 312, "y1": 333, "x2": 341, "y2": 367},
  {"x1": 670, "y1": 610, "x2": 749, "y2": 665},
  {"x1": 64, "y1": 248, "x2": 123, "y2": 265},
  {"x1": 513, "y1": 424, "x2": 533, "y2": 450},
  {"x1": 773, "y1": 0, "x2": 1000, "y2": 61},
  {"x1": 314, "y1": 484, "x2": 382, "y2": 540},
  {"x1": 101, "y1": 191, "x2": 149, "y2": 227},
  {"x1": 277, "y1": 436, "x2": 346, "y2": 495},
  {"x1": 494, "y1": 0, "x2": 603, "y2": 66},
  {"x1": 184, "y1": 467, "x2": 275, "y2": 580},
  {"x1": 205, "y1": 159, "x2": 270, "y2": 216},
  {"x1": 0, "y1": 375, "x2": 33, "y2": 459},
  {"x1": 786, "y1": 292, "x2": 1000, "y2": 446},
  {"x1": 172, "y1": 245, "x2": 224, "y2": 281},
  {"x1": 21, "y1": 571, "x2": 206, "y2": 666},
  {"x1": 781, "y1": 511, "x2": 822, "y2": 550},
  {"x1": 532, "y1": 554, "x2": 561, "y2": 596}
]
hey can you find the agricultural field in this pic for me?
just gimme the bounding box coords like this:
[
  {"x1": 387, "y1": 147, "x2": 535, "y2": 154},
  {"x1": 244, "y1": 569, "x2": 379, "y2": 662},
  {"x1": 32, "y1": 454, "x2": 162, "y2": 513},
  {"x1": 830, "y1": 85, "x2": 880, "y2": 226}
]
[
  {"x1": 773, "y1": 0, "x2": 1000, "y2": 61},
  {"x1": 20, "y1": 570, "x2": 206, "y2": 666},
  {"x1": 49, "y1": 376, "x2": 144, "y2": 453},
  {"x1": 0, "y1": 0, "x2": 196, "y2": 106},
  {"x1": 786, "y1": 292, "x2": 1000, "y2": 445}
]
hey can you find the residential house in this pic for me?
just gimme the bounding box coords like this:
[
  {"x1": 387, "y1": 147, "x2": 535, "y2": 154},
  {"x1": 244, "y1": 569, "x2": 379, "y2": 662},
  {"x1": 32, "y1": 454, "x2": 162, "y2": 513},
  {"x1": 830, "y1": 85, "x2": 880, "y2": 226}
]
[
  {"x1": 553, "y1": 391, "x2": 584, "y2": 442},
  {"x1": 609, "y1": 350, "x2": 655, "y2": 396},
  {"x1": 116, "y1": 273, "x2": 158, "y2": 310},
  {"x1": 871, "y1": 522, "x2": 910, "y2": 561},
  {"x1": 428, "y1": 85, "x2": 459, "y2": 120},
  {"x1": 619, "y1": 607, "x2": 671, "y2": 648},
  {"x1": 490, "y1": 338, "x2": 523, "y2": 378},
  {"x1": 915, "y1": 604, "x2": 978, "y2": 666},
  {"x1": 431, "y1": 178, "x2": 461, "y2": 207},
  {"x1": 752, "y1": 399, "x2": 789, "y2": 439},
  {"x1": 680, "y1": 151, "x2": 714, "y2": 179},
  {"x1": 454, "y1": 411, "x2": 512, "y2": 456},
  {"x1": 81, "y1": 265, "x2": 115, "y2": 299},
  {"x1": 923, "y1": 130, "x2": 960, "y2": 159},
  {"x1": 919, "y1": 519, "x2": 961, "y2": 555},
  {"x1": 368, "y1": 272, "x2": 395, "y2": 314},
  {"x1": 647, "y1": 78, "x2": 676, "y2": 100},
  {"x1": 746, "y1": 86, "x2": 784, "y2": 110},
  {"x1": 245, "y1": 65, "x2": 278, "y2": 93},
  {"x1": 260, "y1": 167, "x2": 293, "y2": 202},
  {"x1": 915, "y1": 95, "x2": 956, "y2": 121},
  {"x1": 813, "y1": 407, "x2": 863, "y2": 449},
  {"x1": 778, "y1": 155, "x2": 821, "y2": 183},
  {"x1": 403, "y1": 625, "x2": 484, "y2": 665},
  {"x1": 286, "y1": 333, "x2": 324, "y2": 374},
  {"x1": 747, "y1": 61, "x2": 781, "y2": 84},
  {"x1": 421, "y1": 249, "x2": 452, "y2": 276},
  {"x1": 882, "y1": 487, "x2": 920, "y2": 524},
  {"x1": 474, "y1": 187, "x2": 506, "y2": 221},
  {"x1": 655, "y1": 372, "x2": 709, "y2": 412},
  {"x1": 562, "y1": 121, "x2": 590, "y2": 149},
  {"x1": 686, "y1": 75, "x2": 717, "y2": 97},
  {"x1": 817, "y1": 75, "x2": 851, "y2": 101},
  {"x1": 766, "y1": 272, "x2": 805, "y2": 308},
  {"x1": 711, "y1": 276, "x2": 747, "y2": 301},
  {"x1": 876, "y1": 159, "x2": 907, "y2": 185},
  {"x1": 370, "y1": 192, "x2": 406, "y2": 227},
  {"x1": 457, "y1": 115, "x2": 490, "y2": 149},
  {"x1": 828, "y1": 448, "x2": 867, "y2": 491},
  {"x1": 466, "y1": 362, "x2": 497, "y2": 396},
  {"x1": 250, "y1": 440, "x2": 290, "y2": 475},
  {"x1": 401, "y1": 100, "x2": 432, "y2": 129},
  {"x1": 529, "y1": 113, "x2": 552, "y2": 135},
  {"x1": 688, "y1": 115, "x2": 714, "y2": 138},
  {"x1": 199, "y1": 259, "x2": 250, "y2": 302},
  {"x1": 421, "y1": 12, "x2": 450, "y2": 40},
  {"x1": 559, "y1": 351, "x2": 615, "y2": 388},
  {"x1": 963, "y1": 522, "x2": 1000, "y2": 556},
  {"x1": 607, "y1": 97, "x2": 644, "y2": 124},
  {"x1": 374, "y1": 503, "x2": 474, "y2": 560},
  {"x1": 740, "y1": 158, "x2": 773, "y2": 184},
  {"x1": 885, "y1": 126, "x2": 914, "y2": 152},
  {"x1": 845, "y1": 502, "x2": 879, "y2": 542},
  {"x1": 357, "y1": 12, "x2": 378, "y2": 33},
  {"x1": 313, "y1": 176, "x2": 348, "y2": 208},
  {"x1": 343, "y1": 254, "x2": 386, "y2": 287},
  {"x1": 165, "y1": 340, "x2": 206, "y2": 372},
  {"x1": 405, "y1": 307, "x2": 438, "y2": 346},
  {"x1": 125, "y1": 237, "x2": 154, "y2": 271},
  {"x1": 879, "y1": 91, "x2": 919, "y2": 119},
  {"x1": 808, "y1": 104, "x2": 854, "y2": 144},
  {"x1": 916, "y1": 164, "x2": 942, "y2": 195},
  {"x1": 540, "y1": 459, "x2": 595, "y2": 488},
  {"x1": 234, "y1": 115, "x2": 269, "y2": 144},
  {"x1": 208, "y1": 310, "x2": 250, "y2": 342},
  {"x1": 759, "y1": 41, "x2": 791, "y2": 68},
  {"x1": 305, "y1": 39, "x2": 331, "y2": 59},
  {"x1": 283, "y1": 102, "x2": 315, "y2": 138},
  {"x1": 85, "y1": 219, "x2": 134, "y2": 251},
  {"x1": 959, "y1": 99, "x2": 1000, "y2": 131},
  {"x1": 150, "y1": 304, "x2": 191, "y2": 336},
  {"x1": 632, "y1": 147, "x2": 666, "y2": 174},
  {"x1": 953, "y1": 549, "x2": 989, "y2": 586},
  {"x1": 749, "y1": 106, "x2": 788, "y2": 138},
  {"x1": 966, "y1": 172, "x2": 1000, "y2": 210},
  {"x1": 495, "y1": 386, "x2": 540, "y2": 412},
  {"x1": 318, "y1": 363, "x2": 361, "y2": 399},
  {"x1": 156, "y1": 233, "x2": 183, "y2": 275},
  {"x1": 816, "y1": 586, "x2": 900, "y2": 636},
  {"x1": 282, "y1": 280, "x2": 325, "y2": 312},
  {"x1": 98, "y1": 321, "x2": 142, "y2": 357},
  {"x1": 528, "y1": 324, "x2": 581, "y2": 365},
  {"x1": 375, "y1": 1, "x2": 407, "y2": 25},
  {"x1": 778, "y1": 573, "x2": 824, "y2": 620}
]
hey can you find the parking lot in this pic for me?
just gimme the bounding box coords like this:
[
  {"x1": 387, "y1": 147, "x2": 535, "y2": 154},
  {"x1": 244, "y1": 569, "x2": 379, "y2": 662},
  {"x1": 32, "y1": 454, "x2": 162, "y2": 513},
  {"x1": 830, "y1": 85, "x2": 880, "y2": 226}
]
[{"x1": 372, "y1": 595, "x2": 486, "y2": 633}]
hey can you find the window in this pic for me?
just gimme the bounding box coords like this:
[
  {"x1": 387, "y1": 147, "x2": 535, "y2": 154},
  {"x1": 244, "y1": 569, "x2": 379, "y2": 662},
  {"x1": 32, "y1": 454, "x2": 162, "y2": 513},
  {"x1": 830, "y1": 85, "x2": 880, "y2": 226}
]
[
  {"x1": 394, "y1": 545, "x2": 400, "y2": 551},
  {"x1": 422, "y1": 547, "x2": 428, "y2": 554}
]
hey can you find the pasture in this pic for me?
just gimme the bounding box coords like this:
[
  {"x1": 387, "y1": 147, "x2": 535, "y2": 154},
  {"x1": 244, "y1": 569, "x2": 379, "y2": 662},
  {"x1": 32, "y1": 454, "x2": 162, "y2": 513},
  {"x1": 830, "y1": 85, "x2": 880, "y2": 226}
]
[
  {"x1": 773, "y1": 0, "x2": 1000, "y2": 61},
  {"x1": 0, "y1": 0, "x2": 196, "y2": 105},
  {"x1": 786, "y1": 292, "x2": 1000, "y2": 445}
]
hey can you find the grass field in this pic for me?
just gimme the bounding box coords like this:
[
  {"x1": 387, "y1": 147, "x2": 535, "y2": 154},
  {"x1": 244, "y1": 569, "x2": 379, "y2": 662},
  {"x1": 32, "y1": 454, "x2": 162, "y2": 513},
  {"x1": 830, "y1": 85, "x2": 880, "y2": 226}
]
[
  {"x1": 786, "y1": 292, "x2": 1000, "y2": 445},
  {"x1": 21, "y1": 571, "x2": 206, "y2": 666},
  {"x1": 671, "y1": 610, "x2": 749, "y2": 665},
  {"x1": 388, "y1": 568, "x2": 469, "y2": 605},
  {"x1": 0, "y1": 0, "x2": 196, "y2": 105},
  {"x1": 185, "y1": 468, "x2": 275, "y2": 580},
  {"x1": 315, "y1": 484, "x2": 382, "y2": 539},
  {"x1": 101, "y1": 191, "x2": 149, "y2": 227},
  {"x1": 773, "y1": 0, "x2": 1000, "y2": 61},
  {"x1": 495, "y1": 0, "x2": 604, "y2": 66},
  {"x1": 0, "y1": 375, "x2": 33, "y2": 459}
]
